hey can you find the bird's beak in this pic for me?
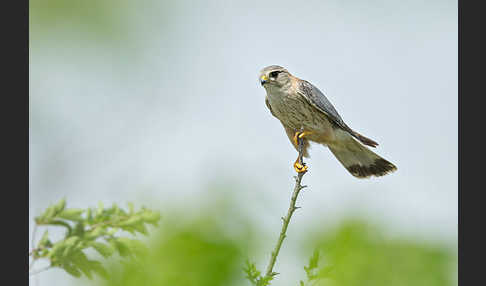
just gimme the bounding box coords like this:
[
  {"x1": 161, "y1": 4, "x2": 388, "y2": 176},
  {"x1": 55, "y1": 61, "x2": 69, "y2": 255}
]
[{"x1": 260, "y1": 75, "x2": 268, "y2": 86}]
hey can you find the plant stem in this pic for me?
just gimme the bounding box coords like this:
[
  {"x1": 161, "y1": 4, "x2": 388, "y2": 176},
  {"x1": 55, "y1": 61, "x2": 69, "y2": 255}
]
[{"x1": 263, "y1": 133, "x2": 308, "y2": 280}]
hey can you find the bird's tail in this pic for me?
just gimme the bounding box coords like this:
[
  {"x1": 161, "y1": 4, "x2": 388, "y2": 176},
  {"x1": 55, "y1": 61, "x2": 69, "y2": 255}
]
[{"x1": 327, "y1": 131, "x2": 397, "y2": 178}]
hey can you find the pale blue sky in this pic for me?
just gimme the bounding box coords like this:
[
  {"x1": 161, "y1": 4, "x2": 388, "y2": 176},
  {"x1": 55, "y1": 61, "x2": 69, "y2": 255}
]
[{"x1": 29, "y1": 1, "x2": 457, "y2": 284}]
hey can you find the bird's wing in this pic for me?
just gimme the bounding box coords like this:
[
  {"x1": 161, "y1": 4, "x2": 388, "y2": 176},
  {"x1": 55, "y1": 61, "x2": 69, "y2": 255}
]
[
  {"x1": 297, "y1": 80, "x2": 348, "y2": 130},
  {"x1": 297, "y1": 80, "x2": 379, "y2": 147}
]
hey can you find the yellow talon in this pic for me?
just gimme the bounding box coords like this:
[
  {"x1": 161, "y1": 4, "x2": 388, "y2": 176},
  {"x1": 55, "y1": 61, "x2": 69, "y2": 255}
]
[{"x1": 293, "y1": 161, "x2": 308, "y2": 173}]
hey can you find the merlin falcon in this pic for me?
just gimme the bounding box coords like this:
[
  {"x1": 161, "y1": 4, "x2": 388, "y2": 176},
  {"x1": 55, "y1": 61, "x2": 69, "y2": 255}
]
[{"x1": 260, "y1": 65, "x2": 397, "y2": 178}]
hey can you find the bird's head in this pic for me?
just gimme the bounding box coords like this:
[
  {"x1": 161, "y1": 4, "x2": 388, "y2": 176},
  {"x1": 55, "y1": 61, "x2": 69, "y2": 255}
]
[{"x1": 259, "y1": 65, "x2": 292, "y2": 89}]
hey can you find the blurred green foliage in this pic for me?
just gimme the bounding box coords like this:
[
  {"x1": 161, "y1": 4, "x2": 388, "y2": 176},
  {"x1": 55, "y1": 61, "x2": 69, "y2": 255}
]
[
  {"x1": 300, "y1": 220, "x2": 456, "y2": 286},
  {"x1": 31, "y1": 198, "x2": 456, "y2": 286},
  {"x1": 243, "y1": 260, "x2": 274, "y2": 286},
  {"x1": 30, "y1": 199, "x2": 160, "y2": 279},
  {"x1": 89, "y1": 207, "x2": 455, "y2": 286},
  {"x1": 101, "y1": 215, "x2": 250, "y2": 286},
  {"x1": 29, "y1": 0, "x2": 130, "y2": 41}
]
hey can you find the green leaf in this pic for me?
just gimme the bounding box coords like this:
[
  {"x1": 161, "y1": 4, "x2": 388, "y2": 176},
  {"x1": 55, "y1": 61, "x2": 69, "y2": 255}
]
[
  {"x1": 97, "y1": 201, "x2": 104, "y2": 216},
  {"x1": 35, "y1": 206, "x2": 56, "y2": 224},
  {"x1": 316, "y1": 265, "x2": 334, "y2": 278},
  {"x1": 89, "y1": 241, "x2": 114, "y2": 258},
  {"x1": 304, "y1": 249, "x2": 320, "y2": 280},
  {"x1": 61, "y1": 236, "x2": 81, "y2": 258},
  {"x1": 118, "y1": 237, "x2": 148, "y2": 257},
  {"x1": 106, "y1": 204, "x2": 120, "y2": 216},
  {"x1": 113, "y1": 204, "x2": 120, "y2": 215},
  {"x1": 38, "y1": 230, "x2": 49, "y2": 248},
  {"x1": 89, "y1": 260, "x2": 108, "y2": 279},
  {"x1": 309, "y1": 249, "x2": 319, "y2": 269},
  {"x1": 118, "y1": 216, "x2": 142, "y2": 227},
  {"x1": 130, "y1": 222, "x2": 148, "y2": 235},
  {"x1": 48, "y1": 241, "x2": 68, "y2": 259},
  {"x1": 70, "y1": 250, "x2": 93, "y2": 279},
  {"x1": 86, "y1": 208, "x2": 93, "y2": 223},
  {"x1": 35, "y1": 198, "x2": 71, "y2": 224},
  {"x1": 109, "y1": 238, "x2": 131, "y2": 257},
  {"x1": 72, "y1": 221, "x2": 85, "y2": 237},
  {"x1": 106, "y1": 227, "x2": 119, "y2": 236},
  {"x1": 141, "y1": 210, "x2": 161, "y2": 225},
  {"x1": 257, "y1": 275, "x2": 274, "y2": 286},
  {"x1": 62, "y1": 263, "x2": 81, "y2": 278},
  {"x1": 52, "y1": 198, "x2": 66, "y2": 214},
  {"x1": 64, "y1": 236, "x2": 80, "y2": 247},
  {"x1": 58, "y1": 209, "x2": 84, "y2": 221},
  {"x1": 121, "y1": 227, "x2": 136, "y2": 235},
  {"x1": 244, "y1": 260, "x2": 263, "y2": 285},
  {"x1": 127, "y1": 202, "x2": 134, "y2": 214},
  {"x1": 85, "y1": 226, "x2": 104, "y2": 240}
]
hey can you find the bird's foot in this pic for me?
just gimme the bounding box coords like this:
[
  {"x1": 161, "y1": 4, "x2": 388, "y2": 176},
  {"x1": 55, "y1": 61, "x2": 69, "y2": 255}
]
[
  {"x1": 293, "y1": 131, "x2": 313, "y2": 146},
  {"x1": 294, "y1": 159, "x2": 308, "y2": 173}
]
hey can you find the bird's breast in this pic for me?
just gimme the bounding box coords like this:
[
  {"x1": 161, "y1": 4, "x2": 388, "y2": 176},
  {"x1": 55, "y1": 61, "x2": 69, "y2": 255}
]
[{"x1": 266, "y1": 89, "x2": 336, "y2": 142}]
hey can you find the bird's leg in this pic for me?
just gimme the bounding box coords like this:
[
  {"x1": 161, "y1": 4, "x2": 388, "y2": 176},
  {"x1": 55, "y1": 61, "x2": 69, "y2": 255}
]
[{"x1": 293, "y1": 129, "x2": 311, "y2": 173}]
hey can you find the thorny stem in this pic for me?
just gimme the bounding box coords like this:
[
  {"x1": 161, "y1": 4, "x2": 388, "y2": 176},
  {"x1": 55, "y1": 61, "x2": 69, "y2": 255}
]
[{"x1": 263, "y1": 131, "x2": 308, "y2": 280}]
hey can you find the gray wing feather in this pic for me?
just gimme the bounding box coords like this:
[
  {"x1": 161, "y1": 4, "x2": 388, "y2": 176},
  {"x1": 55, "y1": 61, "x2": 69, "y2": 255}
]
[
  {"x1": 297, "y1": 80, "x2": 348, "y2": 130},
  {"x1": 297, "y1": 80, "x2": 379, "y2": 147}
]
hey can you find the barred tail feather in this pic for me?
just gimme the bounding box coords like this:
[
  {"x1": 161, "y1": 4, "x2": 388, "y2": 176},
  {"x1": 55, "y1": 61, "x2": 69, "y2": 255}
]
[{"x1": 328, "y1": 133, "x2": 397, "y2": 178}]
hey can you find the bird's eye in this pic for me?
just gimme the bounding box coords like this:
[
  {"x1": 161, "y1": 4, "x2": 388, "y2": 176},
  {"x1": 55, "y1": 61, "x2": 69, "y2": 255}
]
[{"x1": 269, "y1": 71, "x2": 281, "y2": 79}]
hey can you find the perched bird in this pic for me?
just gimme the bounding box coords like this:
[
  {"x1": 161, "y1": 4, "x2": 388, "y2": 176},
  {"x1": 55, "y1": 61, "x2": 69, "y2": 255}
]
[{"x1": 260, "y1": 65, "x2": 397, "y2": 178}]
